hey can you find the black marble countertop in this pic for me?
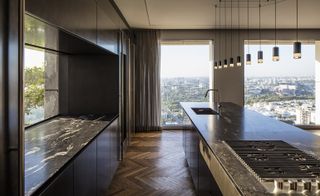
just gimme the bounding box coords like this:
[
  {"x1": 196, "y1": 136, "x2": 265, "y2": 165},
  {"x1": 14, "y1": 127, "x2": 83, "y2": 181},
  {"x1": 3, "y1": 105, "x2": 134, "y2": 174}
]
[
  {"x1": 24, "y1": 114, "x2": 117, "y2": 196},
  {"x1": 181, "y1": 102, "x2": 320, "y2": 195}
]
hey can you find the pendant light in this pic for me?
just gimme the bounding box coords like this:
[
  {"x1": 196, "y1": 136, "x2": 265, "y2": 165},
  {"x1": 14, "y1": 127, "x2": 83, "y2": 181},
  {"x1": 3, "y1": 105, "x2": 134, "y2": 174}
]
[
  {"x1": 257, "y1": 0, "x2": 263, "y2": 64},
  {"x1": 229, "y1": 0, "x2": 234, "y2": 67},
  {"x1": 236, "y1": 0, "x2": 242, "y2": 67},
  {"x1": 245, "y1": 0, "x2": 251, "y2": 65},
  {"x1": 293, "y1": 0, "x2": 301, "y2": 59},
  {"x1": 214, "y1": 4, "x2": 218, "y2": 70},
  {"x1": 218, "y1": 0, "x2": 222, "y2": 69},
  {"x1": 272, "y1": 0, "x2": 279, "y2": 61},
  {"x1": 223, "y1": 0, "x2": 228, "y2": 68}
]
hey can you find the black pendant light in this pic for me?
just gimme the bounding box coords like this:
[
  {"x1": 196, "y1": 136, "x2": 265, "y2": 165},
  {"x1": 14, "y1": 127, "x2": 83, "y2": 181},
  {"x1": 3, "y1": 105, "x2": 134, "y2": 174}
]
[
  {"x1": 223, "y1": 0, "x2": 228, "y2": 68},
  {"x1": 257, "y1": 0, "x2": 263, "y2": 64},
  {"x1": 293, "y1": 0, "x2": 301, "y2": 59},
  {"x1": 214, "y1": 4, "x2": 218, "y2": 70},
  {"x1": 272, "y1": 0, "x2": 279, "y2": 61},
  {"x1": 236, "y1": 0, "x2": 241, "y2": 67},
  {"x1": 218, "y1": 0, "x2": 222, "y2": 69},
  {"x1": 229, "y1": 0, "x2": 234, "y2": 67},
  {"x1": 245, "y1": 0, "x2": 251, "y2": 65}
]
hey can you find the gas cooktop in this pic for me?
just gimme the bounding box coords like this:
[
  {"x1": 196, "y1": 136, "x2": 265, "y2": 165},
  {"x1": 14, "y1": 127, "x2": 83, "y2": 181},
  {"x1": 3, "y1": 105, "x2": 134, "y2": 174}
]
[{"x1": 225, "y1": 140, "x2": 320, "y2": 194}]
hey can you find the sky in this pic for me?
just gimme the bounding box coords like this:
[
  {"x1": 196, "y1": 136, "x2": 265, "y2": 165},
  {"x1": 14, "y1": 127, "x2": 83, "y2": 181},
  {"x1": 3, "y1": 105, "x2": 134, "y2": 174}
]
[
  {"x1": 161, "y1": 45, "x2": 210, "y2": 78},
  {"x1": 160, "y1": 43, "x2": 315, "y2": 78},
  {"x1": 24, "y1": 48, "x2": 44, "y2": 68}
]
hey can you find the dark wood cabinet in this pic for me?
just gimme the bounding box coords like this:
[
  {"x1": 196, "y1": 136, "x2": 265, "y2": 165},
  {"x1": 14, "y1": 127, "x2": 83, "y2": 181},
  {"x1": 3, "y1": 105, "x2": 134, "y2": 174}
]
[
  {"x1": 109, "y1": 118, "x2": 119, "y2": 178},
  {"x1": 40, "y1": 164, "x2": 74, "y2": 196},
  {"x1": 74, "y1": 140, "x2": 97, "y2": 196},
  {"x1": 183, "y1": 128, "x2": 198, "y2": 190},
  {"x1": 190, "y1": 128, "x2": 199, "y2": 191},
  {"x1": 26, "y1": 0, "x2": 97, "y2": 43},
  {"x1": 183, "y1": 124, "x2": 222, "y2": 196},
  {"x1": 97, "y1": 1, "x2": 119, "y2": 54},
  {"x1": 97, "y1": 118, "x2": 119, "y2": 196},
  {"x1": 38, "y1": 117, "x2": 119, "y2": 196},
  {"x1": 97, "y1": 126, "x2": 111, "y2": 196},
  {"x1": 198, "y1": 148, "x2": 221, "y2": 196}
]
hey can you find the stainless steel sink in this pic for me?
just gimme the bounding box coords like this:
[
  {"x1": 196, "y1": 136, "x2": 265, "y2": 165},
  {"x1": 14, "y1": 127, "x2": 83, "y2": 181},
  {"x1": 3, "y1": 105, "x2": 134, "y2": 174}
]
[{"x1": 191, "y1": 107, "x2": 219, "y2": 115}]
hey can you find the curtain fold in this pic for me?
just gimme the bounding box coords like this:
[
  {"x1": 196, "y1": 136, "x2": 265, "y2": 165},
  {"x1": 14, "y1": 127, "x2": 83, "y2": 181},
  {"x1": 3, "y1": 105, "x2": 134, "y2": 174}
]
[{"x1": 133, "y1": 30, "x2": 161, "y2": 132}]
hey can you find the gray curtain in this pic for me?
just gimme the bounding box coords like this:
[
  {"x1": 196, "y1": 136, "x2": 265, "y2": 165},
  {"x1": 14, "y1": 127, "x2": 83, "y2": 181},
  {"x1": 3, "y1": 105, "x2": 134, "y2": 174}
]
[{"x1": 133, "y1": 30, "x2": 161, "y2": 132}]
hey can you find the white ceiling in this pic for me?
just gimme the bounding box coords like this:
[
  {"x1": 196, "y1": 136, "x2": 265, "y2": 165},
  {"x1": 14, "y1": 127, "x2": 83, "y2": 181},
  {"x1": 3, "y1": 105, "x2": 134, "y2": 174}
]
[{"x1": 114, "y1": 0, "x2": 320, "y2": 29}]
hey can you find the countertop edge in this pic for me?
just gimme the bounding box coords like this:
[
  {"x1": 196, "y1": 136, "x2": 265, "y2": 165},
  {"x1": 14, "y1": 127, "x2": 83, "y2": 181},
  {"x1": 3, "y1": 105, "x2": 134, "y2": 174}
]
[{"x1": 26, "y1": 114, "x2": 119, "y2": 196}]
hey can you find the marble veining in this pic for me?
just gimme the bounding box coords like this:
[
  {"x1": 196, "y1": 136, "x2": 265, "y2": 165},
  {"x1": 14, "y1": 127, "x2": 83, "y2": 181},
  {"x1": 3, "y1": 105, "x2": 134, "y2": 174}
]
[
  {"x1": 181, "y1": 102, "x2": 320, "y2": 196},
  {"x1": 24, "y1": 115, "x2": 115, "y2": 195}
]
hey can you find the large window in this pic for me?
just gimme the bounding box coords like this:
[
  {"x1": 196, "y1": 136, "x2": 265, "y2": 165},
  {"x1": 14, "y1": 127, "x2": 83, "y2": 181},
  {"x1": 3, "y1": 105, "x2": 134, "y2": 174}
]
[
  {"x1": 24, "y1": 47, "x2": 59, "y2": 126},
  {"x1": 24, "y1": 14, "x2": 60, "y2": 126},
  {"x1": 161, "y1": 42, "x2": 210, "y2": 126},
  {"x1": 245, "y1": 42, "x2": 318, "y2": 126}
]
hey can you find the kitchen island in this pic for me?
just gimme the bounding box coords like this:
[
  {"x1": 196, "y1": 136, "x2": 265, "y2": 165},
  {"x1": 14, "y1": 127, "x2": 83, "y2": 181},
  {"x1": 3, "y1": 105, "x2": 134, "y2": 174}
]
[
  {"x1": 181, "y1": 102, "x2": 320, "y2": 196},
  {"x1": 25, "y1": 114, "x2": 119, "y2": 196}
]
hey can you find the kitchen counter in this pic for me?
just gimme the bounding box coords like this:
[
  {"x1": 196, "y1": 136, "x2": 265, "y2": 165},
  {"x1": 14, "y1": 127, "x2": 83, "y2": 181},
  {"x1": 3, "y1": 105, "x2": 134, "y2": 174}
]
[
  {"x1": 181, "y1": 102, "x2": 320, "y2": 195},
  {"x1": 24, "y1": 114, "x2": 117, "y2": 196}
]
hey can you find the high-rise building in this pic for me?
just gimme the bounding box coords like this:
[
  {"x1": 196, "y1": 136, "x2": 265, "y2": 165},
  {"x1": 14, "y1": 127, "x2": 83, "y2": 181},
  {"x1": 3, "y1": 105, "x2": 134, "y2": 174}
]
[{"x1": 295, "y1": 108, "x2": 311, "y2": 125}]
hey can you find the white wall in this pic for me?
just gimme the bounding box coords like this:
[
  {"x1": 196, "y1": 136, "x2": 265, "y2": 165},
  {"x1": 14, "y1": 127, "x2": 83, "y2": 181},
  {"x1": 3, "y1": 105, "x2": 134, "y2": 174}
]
[{"x1": 161, "y1": 29, "x2": 320, "y2": 106}]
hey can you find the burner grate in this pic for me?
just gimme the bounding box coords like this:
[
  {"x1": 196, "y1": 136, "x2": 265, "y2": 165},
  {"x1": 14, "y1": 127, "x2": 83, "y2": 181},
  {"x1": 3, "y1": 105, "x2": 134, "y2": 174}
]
[{"x1": 226, "y1": 140, "x2": 320, "y2": 179}]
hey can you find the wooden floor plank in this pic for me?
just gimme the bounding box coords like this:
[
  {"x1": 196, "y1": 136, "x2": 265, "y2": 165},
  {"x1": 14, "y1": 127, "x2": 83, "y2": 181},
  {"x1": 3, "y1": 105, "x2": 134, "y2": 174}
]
[{"x1": 107, "y1": 130, "x2": 196, "y2": 196}]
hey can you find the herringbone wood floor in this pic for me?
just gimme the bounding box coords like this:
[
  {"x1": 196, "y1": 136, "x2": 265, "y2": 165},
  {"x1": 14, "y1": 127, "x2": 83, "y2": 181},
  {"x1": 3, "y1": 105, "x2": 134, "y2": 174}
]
[{"x1": 106, "y1": 130, "x2": 196, "y2": 196}]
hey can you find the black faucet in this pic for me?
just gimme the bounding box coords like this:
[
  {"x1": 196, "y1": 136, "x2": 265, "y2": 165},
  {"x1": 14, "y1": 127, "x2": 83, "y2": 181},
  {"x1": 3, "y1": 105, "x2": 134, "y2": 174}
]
[{"x1": 205, "y1": 89, "x2": 222, "y2": 113}]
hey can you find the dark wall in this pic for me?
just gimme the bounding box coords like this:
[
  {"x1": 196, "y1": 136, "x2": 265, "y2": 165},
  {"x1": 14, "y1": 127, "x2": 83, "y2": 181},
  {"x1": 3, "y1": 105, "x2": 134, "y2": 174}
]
[
  {"x1": 61, "y1": 54, "x2": 119, "y2": 115},
  {"x1": 8, "y1": 0, "x2": 24, "y2": 195},
  {"x1": 0, "y1": 0, "x2": 7, "y2": 194},
  {"x1": 0, "y1": 0, "x2": 24, "y2": 195}
]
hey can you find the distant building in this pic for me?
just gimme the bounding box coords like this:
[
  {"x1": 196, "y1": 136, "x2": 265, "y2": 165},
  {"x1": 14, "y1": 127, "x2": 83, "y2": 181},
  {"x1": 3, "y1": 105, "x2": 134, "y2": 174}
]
[
  {"x1": 295, "y1": 108, "x2": 311, "y2": 125},
  {"x1": 275, "y1": 83, "x2": 296, "y2": 96}
]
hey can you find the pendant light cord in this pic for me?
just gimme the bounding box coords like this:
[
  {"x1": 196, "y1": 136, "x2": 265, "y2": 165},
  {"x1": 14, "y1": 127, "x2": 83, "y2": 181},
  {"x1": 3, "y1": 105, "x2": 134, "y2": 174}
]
[
  {"x1": 275, "y1": 0, "x2": 277, "y2": 46},
  {"x1": 238, "y1": 0, "x2": 240, "y2": 53},
  {"x1": 225, "y1": 0, "x2": 227, "y2": 59},
  {"x1": 259, "y1": 0, "x2": 261, "y2": 50},
  {"x1": 296, "y1": 0, "x2": 299, "y2": 41},
  {"x1": 231, "y1": 0, "x2": 233, "y2": 57},
  {"x1": 247, "y1": 0, "x2": 250, "y2": 53},
  {"x1": 215, "y1": 4, "x2": 218, "y2": 62},
  {"x1": 219, "y1": 0, "x2": 221, "y2": 62}
]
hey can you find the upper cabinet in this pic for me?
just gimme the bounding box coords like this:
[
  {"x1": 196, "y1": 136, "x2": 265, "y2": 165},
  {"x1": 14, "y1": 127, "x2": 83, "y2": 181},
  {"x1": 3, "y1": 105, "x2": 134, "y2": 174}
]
[
  {"x1": 26, "y1": 0, "x2": 97, "y2": 43},
  {"x1": 25, "y1": 0, "x2": 130, "y2": 54},
  {"x1": 97, "y1": 0, "x2": 119, "y2": 54}
]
